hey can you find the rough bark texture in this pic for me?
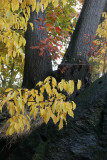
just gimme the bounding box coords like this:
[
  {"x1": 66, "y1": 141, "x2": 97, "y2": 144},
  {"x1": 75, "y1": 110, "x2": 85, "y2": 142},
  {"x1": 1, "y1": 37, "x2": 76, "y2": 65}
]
[
  {"x1": 64, "y1": 0, "x2": 106, "y2": 63},
  {"x1": 57, "y1": 0, "x2": 107, "y2": 87},
  {"x1": 6, "y1": 74, "x2": 107, "y2": 160},
  {"x1": 22, "y1": 10, "x2": 52, "y2": 89}
]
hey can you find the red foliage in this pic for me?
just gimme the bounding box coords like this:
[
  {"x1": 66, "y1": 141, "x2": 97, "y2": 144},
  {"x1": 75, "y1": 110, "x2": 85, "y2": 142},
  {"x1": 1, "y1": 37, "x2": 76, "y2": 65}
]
[
  {"x1": 31, "y1": 16, "x2": 70, "y2": 61},
  {"x1": 84, "y1": 34, "x2": 102, "y2": 57}
]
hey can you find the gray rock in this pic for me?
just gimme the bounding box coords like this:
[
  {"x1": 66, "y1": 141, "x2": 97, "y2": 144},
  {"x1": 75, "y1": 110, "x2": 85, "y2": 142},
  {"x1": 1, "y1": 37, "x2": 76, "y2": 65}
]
[{"x1": 7, "y1": 74, "x2": 107, "y2": 160}]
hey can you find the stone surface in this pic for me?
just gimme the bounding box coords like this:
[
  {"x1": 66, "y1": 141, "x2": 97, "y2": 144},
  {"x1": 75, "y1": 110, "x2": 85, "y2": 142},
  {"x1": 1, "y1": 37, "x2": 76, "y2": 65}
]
[{"x1": 1, "y1": 74, "x2": 107, "y2": 160}]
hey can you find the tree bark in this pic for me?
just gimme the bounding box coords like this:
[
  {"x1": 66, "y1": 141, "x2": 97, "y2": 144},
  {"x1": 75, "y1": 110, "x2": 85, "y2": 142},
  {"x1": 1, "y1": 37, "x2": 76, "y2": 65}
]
[
  {"x1": 57, "y1": 0, "x2": 107, "y2": 88},
  {"x1": 64, "y1": 0, "x2": 106, "y2": 63},
  {"x1": 22, "y1": 10, "x2": 52, "y2": 89}
]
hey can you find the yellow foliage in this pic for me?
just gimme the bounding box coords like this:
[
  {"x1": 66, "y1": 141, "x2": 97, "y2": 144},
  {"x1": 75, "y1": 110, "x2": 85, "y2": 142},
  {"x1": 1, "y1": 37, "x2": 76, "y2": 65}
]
[
  {"x1": 90, "y1": 12, "x2": 107, "y2": 78},
  {"x1": 77, "y1": 80, "x2": 82, "y2": 90},
  {"x1": 5, "y1": 88, "x2": 13, "y2": 92},
  {"x1": 0, "y1": 0, "x2": 67, "y2": 71},
  {"x1": 29, "y1": 22, "x2": 34, "y2": 31},
  {"x1": 0, "y1": 77, "x2": 82, "y2": 135}
]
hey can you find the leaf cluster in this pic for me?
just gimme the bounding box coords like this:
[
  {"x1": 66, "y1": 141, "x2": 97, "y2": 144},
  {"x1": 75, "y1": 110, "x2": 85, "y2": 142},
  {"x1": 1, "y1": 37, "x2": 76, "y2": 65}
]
[
  {"x1": 89, "y1": 12, "x2": 107, "y2": 81},
  {"x1": 0, "y1": 76, "x2": 82, "y2": 135}
]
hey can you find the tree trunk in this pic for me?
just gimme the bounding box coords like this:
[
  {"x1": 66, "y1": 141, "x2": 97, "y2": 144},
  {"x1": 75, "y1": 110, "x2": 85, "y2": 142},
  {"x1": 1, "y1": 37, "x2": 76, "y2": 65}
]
[
  {"x1": 22, "y1": 10, "x2": 52, "y2": 89},
  {"x1": 64, "y1": 0, "x2": 106, "y2": 63},
  {"x1": 57, "y1": 0, "x2": 106, "y2": 88}
]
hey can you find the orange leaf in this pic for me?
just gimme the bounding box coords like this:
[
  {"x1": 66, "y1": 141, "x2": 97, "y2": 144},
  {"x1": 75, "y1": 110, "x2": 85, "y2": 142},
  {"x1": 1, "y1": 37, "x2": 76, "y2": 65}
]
[
  {"x1": 55, "y1": 27, "x2": 61, "y2": 33},
  {"x1": 46, "y1": 24, "x2": 54, "y2": 29}
]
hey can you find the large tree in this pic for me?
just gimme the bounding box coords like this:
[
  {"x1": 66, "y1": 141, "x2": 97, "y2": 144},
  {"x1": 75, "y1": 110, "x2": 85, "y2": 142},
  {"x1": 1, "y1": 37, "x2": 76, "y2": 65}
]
[
  {"x1": 0, "y1": 1, "x2": 107, "y2": 159},
  {"x1": 22, "y1": 0, "x2": 106, "y2": 89},
  {"x1": 57, "y1": 0, "x2": 107, "y2": 87}
]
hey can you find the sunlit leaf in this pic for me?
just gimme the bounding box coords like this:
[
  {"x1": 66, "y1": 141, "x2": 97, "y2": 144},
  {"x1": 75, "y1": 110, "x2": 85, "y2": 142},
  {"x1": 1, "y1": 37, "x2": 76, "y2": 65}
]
[{"x1": 77, "y1": 80, "x2": 82, "y2": 90}]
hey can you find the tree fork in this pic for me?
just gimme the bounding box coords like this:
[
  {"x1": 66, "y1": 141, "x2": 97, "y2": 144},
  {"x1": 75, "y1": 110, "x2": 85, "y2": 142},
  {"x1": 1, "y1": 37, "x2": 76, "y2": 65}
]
[{"x1": 57, "y1": 0, "x2": 107, "y2": 88}]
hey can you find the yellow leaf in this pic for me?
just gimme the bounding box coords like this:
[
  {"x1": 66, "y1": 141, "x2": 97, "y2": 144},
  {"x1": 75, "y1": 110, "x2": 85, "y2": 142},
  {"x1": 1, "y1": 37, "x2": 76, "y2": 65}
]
[
  {"x1": 13, "y1": 51, "x2": 16, "y2": 58},
  {"x1": 52, "y1": 77, "x2": 57, "y2": 87},
  {"x1": 36, "y1": 95, "x2": 40, "y2": 103},
  {"x1": 32, "y1": 1, "x2": 36, "y2": 12},
  {"x1": 23, "y1": 92, "x2": 28, "y2": 103},
  {"x1": 0, "y1": 105, "x2": 3, "y2": 112},
  {"x1": 21, "y1": 1, "x2": 26, "y2": 9},
  {"x1": 59, "y1": 119, "x2": 63, "y2": 130},
  {"x1": 6, "y1": 126, "x2": 15, "y2": 136},
  {"x1": 63, "y1": 0, "x2": 66, "y2": 7},
  {"x1": 44, "y1": 76, "x2": 51, "y2": 83},
  {"x1": 29, "y1": 108, "x2": 35, "y2": 116},
  {"x1": 5, "y1": 88, "x2": 13, "y2": 92},
  {"x1": 26, "y1": 122, "x2": 30, "y2": 130},
  {"x1": 40, "y1": 109, "x2": 45, "y2": 117},
  {"x1": 77, "y1": 80, "x2": 82, "y2": 90},
  {"x1": 36, "y1": 2, "x2": 39, "y2": 14},
  {"x1": 6, "y1": 54, "x2": 9, "y2": 65},
  {"x1": 19, "y1": 118, "x2": 24, "y2": 133},
  {"x1": 62, "y1": 103, "x2": 67, "y2": 113},
  {"x1": 10, "y1": 90, "x2": 18, "y2": 99},
  {"x1": 29, "y1": 22, "x2": 34, "y2": 31},
  {"x1": 12, "y1": 0, "x2": 19, "y2": 12},
  {"x1": 21, "y1": 124, "x2": 24, "y2": 133},
  {"x1": 28, "y1": 95, "x2": 34, "y2": 101},
  {"x1": 52, "y1": 88, "x2": 57, "y2": 95},
  {"x1": 68, "y1": 109, "x2": 74, "y2": 118},
  {"x1": 39, "y1": 94, "x2": 44, "y2": 101},
  {"x1": 34, "y1": 108, "x2": 38, "y2": 119},
  {"x1": 72, "y1": 101, "x2": 76, "y2": 110},
  {"x1": 51, "y1": 114, "x2": 58, "y2": 124},
  {"x1": 26, "y1": 6, "x2": 30, "y2": 17},
  {"x1": 40, "y1": 85, "x2": 45, "y2": 93},
  {"x1": 44, "y1": 0, "x2": 48, "y2": 10},
  {"x1": 54, "y1": 0, "x2": 58, "y2": 7},
  {"x1": 46, "y1": 83, "x2": 52, "y2": 95},
  {"x1": 44, "y1": 110, "x2": 51, "y2": 124},
  {"x1": 36, "y1": 81, "x2": 43, "y2": 86},
  {"x1": 40, "y1": 102, "x2": 45, "y2": 108},
  {"x1": 68, "y1": 80, "x2": 74, "y2": 94},
  {"x1": 9, "y1": 105, "x2": 15, "y2": 116},
  {"x1": 58, "y1": 82, "x2": 63, "y2": 91},
  {"x1": 14, "y1": 123, "x2": 20, "y2": 134}
]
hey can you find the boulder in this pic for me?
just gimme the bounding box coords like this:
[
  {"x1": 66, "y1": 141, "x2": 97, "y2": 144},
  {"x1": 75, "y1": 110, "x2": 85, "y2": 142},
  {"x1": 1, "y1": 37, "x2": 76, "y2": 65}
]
[{"x1": 4, "y1": 74, "x2": 107, "y2": 160}]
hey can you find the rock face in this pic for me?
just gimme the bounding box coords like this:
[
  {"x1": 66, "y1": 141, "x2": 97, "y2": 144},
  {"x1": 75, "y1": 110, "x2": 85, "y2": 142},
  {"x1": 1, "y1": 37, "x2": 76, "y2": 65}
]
[{"x1": 6, "y1": 74, "x2": 107, "y2": 160}]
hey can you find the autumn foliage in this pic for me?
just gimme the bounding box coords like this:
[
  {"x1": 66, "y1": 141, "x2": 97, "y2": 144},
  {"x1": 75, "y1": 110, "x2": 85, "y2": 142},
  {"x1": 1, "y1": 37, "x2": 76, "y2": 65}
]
[{"x1": 0, "y1": 77, "x2": 82, "y2": 135}]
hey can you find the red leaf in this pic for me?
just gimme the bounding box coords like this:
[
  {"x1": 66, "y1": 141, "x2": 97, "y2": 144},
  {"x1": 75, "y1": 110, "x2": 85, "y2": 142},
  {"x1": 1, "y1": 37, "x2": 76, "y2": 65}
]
[
  {"x1": 42, "y1": 18, "x2": 46, "y2": 22},
  {"x1": 55, "y1": 27, "x2": 61, "y2": 33},
  {"x1": 38, "y1": 17, "x2": 43, "y2": 22},
  {"x1": 38, "y1": 26, "x2": 46, "y2": 30},
  {"x1": 46, "y1": 24, "x2": 54, "y2": 29},
  {"x1": 92, "y1": 41, "x2": 97, "y2": 46},
  {"x1": 87, "y1": 51, "x2": 90, "y2": 56},
  {"x1": 99, "y1": 51, "x2": 101, "y2": 55},
  {"x1": 40, "y1": 40, "x2": 46, "y2": 44},
  {"x1": 84, "y1": 39, "x2": 88, "y2": 41},
  {"x1": 39, "y1": 48, "x2": 44, "y2": 56}
]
